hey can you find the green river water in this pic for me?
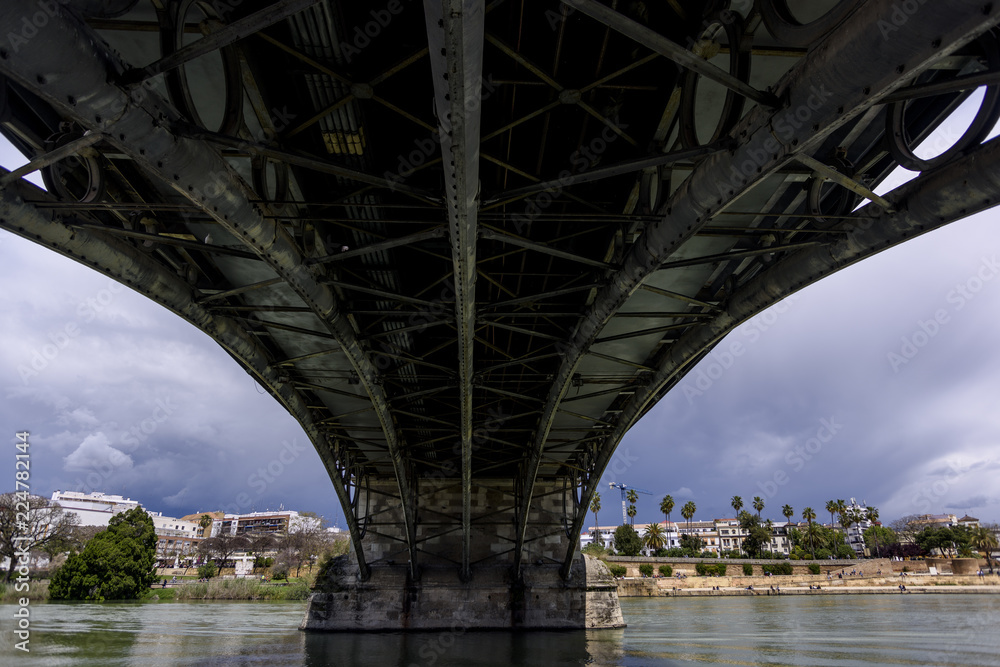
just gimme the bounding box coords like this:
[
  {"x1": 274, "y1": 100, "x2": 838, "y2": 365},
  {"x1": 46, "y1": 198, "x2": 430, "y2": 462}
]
[{"x1": 1, "y1": 594, "x2": 998, "y2": 665}]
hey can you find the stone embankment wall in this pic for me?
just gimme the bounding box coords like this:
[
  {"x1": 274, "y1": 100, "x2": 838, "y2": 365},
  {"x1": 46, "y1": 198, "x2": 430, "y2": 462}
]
[
  {"x1": 606, "y1": 556, "x2": 894, "y2": 578},
  {"x1": 617, "y1": 573, "x2": 998, "y2": 596}
]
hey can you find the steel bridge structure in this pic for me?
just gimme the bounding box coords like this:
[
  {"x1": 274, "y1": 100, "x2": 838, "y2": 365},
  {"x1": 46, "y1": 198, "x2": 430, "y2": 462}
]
[{"x1": 3, "y1": 0, "x2": 1000, "y2": 629}]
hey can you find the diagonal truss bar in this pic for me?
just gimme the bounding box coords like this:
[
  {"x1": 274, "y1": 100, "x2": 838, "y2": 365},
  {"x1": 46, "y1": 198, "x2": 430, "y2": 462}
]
[
  {"x1": 423, "y1": 0, "x2": 484, "y2": 583},
  {"x1": 480, "y1": 228, "x2": 611, "y2": 269},
  {"x1": 311, "y1": 227, "x2": 446, "y2": 264},
  {"x1": 484, "y1": 141, "x2": 729, "y2": 206},
  {"x1": 124, "y1": 0, "x2": 318, "y2": 84},
  {"x1": 183, "y1": 127, "x2": 436, "y2": 200},
  {"x1": 562, "y1": 0, "x2": 777, "y2": 108},
  {"x1": 69, "y1": 223, "x2": 262, "y2": 260},
  {"x1": 516, "y1": 0, "x2": 1000, "y2": 580},
  {"x1": 0, "y1": 0, "x2": 423, "y2": 581}
]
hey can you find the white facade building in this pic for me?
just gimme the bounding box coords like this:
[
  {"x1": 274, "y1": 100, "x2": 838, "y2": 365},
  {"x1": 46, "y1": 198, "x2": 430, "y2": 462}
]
[{"x1": 50, "y1": 490, "x2": 141, "y2": 527}]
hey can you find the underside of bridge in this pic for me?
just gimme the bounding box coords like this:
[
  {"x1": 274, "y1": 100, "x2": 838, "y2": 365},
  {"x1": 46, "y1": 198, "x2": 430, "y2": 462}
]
[{"x1": 3, "y1": 0, "x2": 1000, "y2": 630}]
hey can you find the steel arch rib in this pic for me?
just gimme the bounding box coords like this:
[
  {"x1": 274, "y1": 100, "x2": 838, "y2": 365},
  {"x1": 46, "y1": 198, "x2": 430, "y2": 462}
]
[
  {"x1": 423, "y1": 0, "x2": 484, "y2": 581},
  {"x1": 0, "y1": 178, "x2": 373, "y2": 577},
  {"x1": 558, "y1": 134, "x2": 1000, "y2": 576},
  {"x1": 0, "y1": 0, "x2": 418, "y2": 580},
  {"x1": 513, "y1": 0, "x2": 1000, "y2": 576}
]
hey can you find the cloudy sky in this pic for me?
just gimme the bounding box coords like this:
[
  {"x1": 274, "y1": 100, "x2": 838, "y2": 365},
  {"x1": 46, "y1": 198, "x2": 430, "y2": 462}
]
[{"x1": 2, "y1": 105, "x2": 999, "y2": 531}]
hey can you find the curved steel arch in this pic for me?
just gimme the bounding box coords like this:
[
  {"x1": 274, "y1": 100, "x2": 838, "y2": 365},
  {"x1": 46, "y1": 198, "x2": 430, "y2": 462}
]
[
  {"x1": 513, "y1": 0, "x2": 1000, "y2": 574},
  {"x1": 557, "y1": 134, "x2": 1000, "y2": 576}
]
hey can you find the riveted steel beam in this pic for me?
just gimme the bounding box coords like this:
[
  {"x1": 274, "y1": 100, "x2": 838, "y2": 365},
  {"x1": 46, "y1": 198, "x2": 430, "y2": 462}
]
[
  {"x1": 423, "y1": 0, "x2": 485, "y2": 583},
  {"x1": 517, "y1": 0, "x2": 1000, "y2": 580},
  {"x1": 0, "y1": 0, "x2": 419, "y2": 581}
]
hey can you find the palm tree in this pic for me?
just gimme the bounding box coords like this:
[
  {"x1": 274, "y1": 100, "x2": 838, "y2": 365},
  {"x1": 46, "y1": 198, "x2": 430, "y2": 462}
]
[
  {"x1": 971, "y1": 526, "x2": 998, "y2": 573},
  {"x1": 826, "y1": 500, "x2": 837, "y2": 527},
  {"x1": 681, "y1": 501, "x2": 696, "y2": 534},
  {"x1": 865, "y1": 506, "x2": 880, "y2": 557},
  {"x1": 730, "y1": 496, "x2": 744, "y2": 555},
  {"x1": 752, "y1": 496, "x2": 765, "y2": 520},
  {"x1": 782, "y1": 504, "x2": 794, "y2": 523},
  {"x1": 199, "y1": 514, "x2": 214, "y2": 538},
  {"x1": 590, "y1": 492, "x2": 602, "y2": 546},
  {"x1": 626, "y1": 504, "x2": 637, "y2": 525},
  {"x1": 731, "y1": 495, "x2": 743, "y2": 518},
  {"x1": 836, "y1": 499, "x2": 847, "y2": 523},
  {"x1": 802, "y1": 507, "x2": 817, "y2": 560},
  {"x1": 660, "y1": 494, "x2": 675, "y2": 526},
  {"x1": 643, "y1": 522, "x2": 666, "y2": 554}
]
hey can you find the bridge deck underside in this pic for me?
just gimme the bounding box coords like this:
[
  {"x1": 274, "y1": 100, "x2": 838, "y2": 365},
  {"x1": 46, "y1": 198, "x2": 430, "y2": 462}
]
[{"x1": 2, "y1": 0, "x2": 1000, "y2": 580}]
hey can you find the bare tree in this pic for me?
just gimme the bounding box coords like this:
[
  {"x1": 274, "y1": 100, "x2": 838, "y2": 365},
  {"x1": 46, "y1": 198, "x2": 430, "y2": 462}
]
[
  {"x1": 0, "y1": 493, "x2": 79, "y2": 581},
  {"x1": 197, "y1": 532, "x2": 249, "y2": 570}
]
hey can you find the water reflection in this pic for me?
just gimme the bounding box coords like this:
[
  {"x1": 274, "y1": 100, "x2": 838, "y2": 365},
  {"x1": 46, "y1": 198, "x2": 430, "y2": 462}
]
[{"x1": 2, "y1": 595, "x2": 998, "y2": 667}]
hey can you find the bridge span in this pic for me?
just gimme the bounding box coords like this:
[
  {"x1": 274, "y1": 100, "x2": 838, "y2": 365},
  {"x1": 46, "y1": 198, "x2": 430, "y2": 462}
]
[{"x1": 2, "y1": 0, "x2": 1000, "y2": 629}]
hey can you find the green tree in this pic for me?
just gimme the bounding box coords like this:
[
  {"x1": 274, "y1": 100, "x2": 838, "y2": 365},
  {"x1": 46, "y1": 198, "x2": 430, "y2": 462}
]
[
  {"x1": 50, "y1": 507, "x2": 157, "y2": 601},
  {"x1": 679, "y1": 533, "x2": 705, "y2": 555},
  {"x1": 782, "y1": 504, "x2": 794, "y2": 524},
  {"x1": 864, "y1": 507, "x2": 881, "y2": 556},
  {"x1": 730, "y1": 496, "x2": 744, "y2": 554},
  {"x1": 802, "y1": 507, "x2": 817, "y2": 559},
  {"x1": 660, "y1": 494, "x2": 674, "y2": 525},
  {"x1": 643, "y1": 522, "x2": 666, "y2": 553},
  {"x1": 737, "y1": 510, "x2": 771, "y2": 558},
  {"x1": 590, "y1": 492, "x2": 602, "y2": 546},
  {"x1": 826, "y1": 500, "x2": 838, "y2": 527},
  {"x1": 198, "y1": 562, "x2": 217, "y2": 579},
  {"x1": 863, "y1": 525, "x2": 896, "y2": 559},
  {"x1": 614, "y1": 524, "x2": 642, "y2": 557},
  {"x1": 626, "y1": 489, "x2": 638, "y2": 525},
  {"x1": 681, "y1": 501, "x2": 696, "y2": 534},
  {"x1": 626, "y1": 504, "x2": 637, "y2": 525},
  {"x1": 752, "y1": 496, "x2": 765, "y2": 520},
  {"x1": 836, "y1": 499, "x2": 847, "y2": 523},
  {"x1": 971, "y1": 525, "x2": 998, "y2": 573}
]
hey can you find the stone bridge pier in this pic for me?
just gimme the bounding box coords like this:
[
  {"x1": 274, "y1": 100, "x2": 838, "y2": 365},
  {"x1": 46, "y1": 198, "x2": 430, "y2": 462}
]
[{"x1": 300, "y1": 480, "x2": 624, "y2": 631}]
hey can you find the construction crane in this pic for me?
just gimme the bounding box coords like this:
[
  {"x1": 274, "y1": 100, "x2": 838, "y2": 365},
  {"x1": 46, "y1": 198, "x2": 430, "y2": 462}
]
[{"x1": 608, "y1": 482, "x2": 653, "y2": 525}]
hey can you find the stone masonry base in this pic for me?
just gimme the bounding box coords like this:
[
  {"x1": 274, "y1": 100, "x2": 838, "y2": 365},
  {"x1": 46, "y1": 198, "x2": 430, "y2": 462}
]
[{"x1": 300, "y1": 553, "x2": 624, "y2": 631}]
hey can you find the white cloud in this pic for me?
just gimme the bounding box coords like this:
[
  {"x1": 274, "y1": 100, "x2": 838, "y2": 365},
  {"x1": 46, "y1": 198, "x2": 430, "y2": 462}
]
[{"x1": 63, "y1": 432, "x2": 134, "y2": 473}]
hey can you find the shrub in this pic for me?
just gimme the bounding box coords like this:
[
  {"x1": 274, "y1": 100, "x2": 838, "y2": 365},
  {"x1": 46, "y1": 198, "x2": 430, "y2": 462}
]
[
  {"x1": 271, "y1": 569, "x2": 288, "y2": 581},
  {"x1": 743, "y1": 563, "x2": 753, "y2": 576},
  {"x1": 198, "y1": 562, "x2": 217, "y2": 580},
  {"x1": 659, "y1": 565, "x2": 673, "y2": 577},
  {"x1": 902, "y1": 566, "x2": 910, "y2": 573},
  {"x1": 762, "y1": 563, "x2": 792, "y2": 576},
  {"x1": 815, "y1": 548, "x2": 832, "y2": 559},
  {"x1": 696, "y1": 563, "x2": 727, "y2": 576},
  {"x1": 699, "y1": 551, "x2": 718, "y2": 558},
  {"x1": 639, "y1": 563, "x2": 654, "y2": 577},
  {"x1": 808, "y1": 564, "x2": 821, "y2": 575},
  {"x1": 608, "y1": 565, "x2": 627, "y2": 578}
]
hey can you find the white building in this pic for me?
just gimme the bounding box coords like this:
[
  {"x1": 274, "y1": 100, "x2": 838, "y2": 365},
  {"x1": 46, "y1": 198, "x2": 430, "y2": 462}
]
[
  {"x1": 210, "y1": 509, "x2": 319, "y2": 537},
  {"x1": 843, "y1": 498, "x2": 874, "y2": 555},
  {"x1": 50, "y1": 490, "x2": 141, "y2": 527}
]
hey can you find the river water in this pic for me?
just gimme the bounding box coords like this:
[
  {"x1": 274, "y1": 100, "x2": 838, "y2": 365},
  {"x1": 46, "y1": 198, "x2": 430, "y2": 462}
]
[{"x1": 2, "y1": 594, "x2": 998, "y2": 666}]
